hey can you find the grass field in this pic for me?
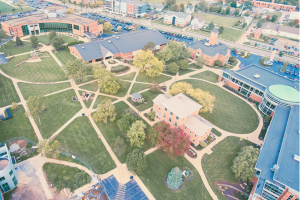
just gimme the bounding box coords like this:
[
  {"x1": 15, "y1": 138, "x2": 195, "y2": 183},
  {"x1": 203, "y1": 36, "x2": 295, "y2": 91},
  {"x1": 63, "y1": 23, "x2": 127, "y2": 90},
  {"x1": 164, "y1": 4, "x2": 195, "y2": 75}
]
[
  {"x1": 174, "y1": 79, "x2": 259, "y2": 134},
  {"x1": 0, "y1": 106, "x2": 37, "y2": 143},
  {"x1": 266, "y1": 11, "x2": 282, "y2": 23},
  {"x1": 189, "y1": 28, "x2": 243, "y2": 41},
  {"x1": 1, "y1": 41, "x2": 39, "y2": 56},
  {"x1": 18, "y1": 82, "x2": 71, "y2": 100},
  {"x1": 0, "y1": 2, "x2": 33, "y2": 15},
  {"x1": 43, "y1": 163, "x2": 92, "y2": 192},
  {"x1": 193, "y1": 13, "x2": 239, "y2": 28},
  {"x1": 130, "y1": 83, "x2": 149, "y2": 94},
  {"x1": 142, "y1": 0, "x2": 193, "y2": 4},
  {"x1": 36, "y1": 35, "x2": 78, "y2": 45},
  {"x1": 152, "y1": 19, "x2": 184, "y2": 29},
  {"x1": 79, "y1": 81, "x2": 98, "y2": 92},
  {"x1": 0, "y1": 74, "x2": 20, "y2": 107},
  {"x1": 93, "y1": 95, "x2": 117, "y2": 109},
  {"x1": 138, "y1": 150, "x2": 212, "y2": 200},
  {"x1": 128, "y1": 90, "x2": 161, "y2": 111},
  {"x1": 100, "y1": 81, "x2": 131, "y2": 97},
  {"x1": 190, "y1": 71, "x2": 219, "y2": 83},
  {"x1": 35, "y1": 90, "x2": 82, "y2": 139},
  {"x1": 202, "y1": 136, "x2": 254, "y2": 200},
  {"x1": 136, "y1": 71, "x2": 172, "y2": 84},
  {"x1": 119, "y1": 72, "x2": 136, "y2": 81},
  {"x1": 54, "y1": 117, "x2": 115, "y2": 174},
  {"x1": 179, "y1": 69, "x2": 195, "y2": 76},
  {"x1": 95, "y1": 101, "x2": 151, "y2": 163},
  {"x1": 0, "y1": 54, "x2": 67, "y2": 82},
  {"x1": 54, "y1": 50, "x2": 77, "y2": 66}
]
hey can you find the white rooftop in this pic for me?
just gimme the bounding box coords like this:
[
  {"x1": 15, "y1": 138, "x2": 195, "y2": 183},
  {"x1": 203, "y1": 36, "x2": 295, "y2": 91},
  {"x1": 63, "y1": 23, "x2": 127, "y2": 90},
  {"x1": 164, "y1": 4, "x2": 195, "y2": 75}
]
[{"x1": 184, "y1": 115, "x2": 214, "y2": 137}]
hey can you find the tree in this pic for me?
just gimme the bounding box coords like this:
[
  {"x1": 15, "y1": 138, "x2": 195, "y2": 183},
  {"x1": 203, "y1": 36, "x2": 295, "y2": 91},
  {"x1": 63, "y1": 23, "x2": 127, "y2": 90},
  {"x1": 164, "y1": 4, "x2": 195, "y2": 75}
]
[
  {"x1": 94, "y1": 68, "x2": 122, "y2": 94},
  {"x1": 62, "y1": 0, "x2": 66, "y2": 4},
  {"x1": 195, "y1": 56, "x2": 206, "y2": 68},
  {"x1": 65, "y1": 7, "x2": 75, "y2": 14},
  {"x1": 19, "y1": 0, "x2": 23, "y2": 4},
  {"x1": 170, "y1": 4, "x2": 179, "y2": 12},
  {"x1": 117, "y1": 113, "x2": 136, "y2": 133},
  {"x1": 180, "y1": 3, "x2": 185, "y2": 12},
  {"x1": 30, "y1": 35, "x2": 39, "y2": 48},
  {"x1": 230, "y1": 1, "x2": 237, "y2": 7},
  {"x1": 52, "y1": 37, "x2": 65, "y2": 51},
  {"x1": 158, "y1": 41, "x2": 191, "y2": 61},
  {"x1": 98, "y1": 19, "x2": 105, "y2": 24},
  {"x1": 11, "y1": 102, "x2": 18, "y2": 110},
  {"x1": 127, "y1": 120, "x2": 146, "y2": 148},
  {"x1": 214, "y1": 60, "x2": 222, "y2": 67},
  {"x1": 225, "y1": 6, "x2": 230, "y2": 15},
  {"x1": 64, "y1": 59, "x2": 88, "y2": 82},
  {"x1": 156, "y1": 126, "x2": 190, "y2": 157},
  {"x1": 148, "y1": 82, "x2": 161, "y2": 93},
  {"x1": 198, "y1": 0, "x2": 208, "y2": 9},
  {"x1": 231, "y1": 146, "x2": 259, "y2": 182},
  {"x1": 166, "y1": 167, "x2": 183, "y2": 189},
  {"x1": 104, "y1": 22, "x2": 113, "y2": 30},
  {"x1": 188, "y1": 88, "x2": 216, "y2": 113},
  {"x1": 142, "y1": 41, "x2": 156, "y2": 51},
  {"x1": 37, "y1": 140, "x2": 60, "y2": 158},
  {"x1": 156, "y1": 46, "x2": 173, "y2": 61},
  {"x1": 234, "y1": 8, "x2": 240, "y2": 16},
  {"x1": 26, "y1": 95, "x2": 46, "y2": 124},
  {"x1": 178, "y1": 59, "x2": 189, "y2": 70},
  {"x1": 112, "y1": 136, "x2": 126, "y2": 157},
  {"x1": 229, "y1": 56, "x2": 236, "y2": 63},
  {"x1": 169, "y1": 82, "x2": 193, "y2": 95},
  {"x1": 49, "y1": 30, "x2": 56, "y2": 42},
  {"x1": 292, "y1": 19, "x2": 299, "y2": 26},
  {"x1": 132, "y1": 50, "x2": 164, "y2": 78},
  {"x1": 167, "y1": 62, "x2": 178, "y2": 74},
  {"x1": 93, "y1": 99, "x2": 117, "y2": 124},
  {"x1": 244, "y1": 10, "x2": 251, "y2": 17},
  {"x1": 200, "y1": 141, "x2": 207, "y2": 147},
  {"x1": 279, "y1": 51, "x2": 284, "y2": 57},
  {"x1": 126, "y1": 149, "x2": 147, "y2": 174},
  {"x1": 147, "y1": 121, "x2": 169, "y2": 146},
  {"x1": 220, "y1": 9, "x2": 226, "y2": 15},
  {"x1": 253, "y1": 13, "x2": 258, "y2": 19},
  {"x1": 257, "y1": 21, "x2": 262, "y2": 28},
  {"x1": 15, "y1": 36, "x2": 23, "y2": 46},
  {"x1": 0, "y1": 29, "x2": 7, "y2": 49},
  {"x1": 270, "y1": 14, "x2": 278, "y2": 22},
  {"x1": 208, "y1": 21, "x2": 215, "y2": 30},
  {"x1": 218, "y1": 26, "x2": 224, "y2": 34}
]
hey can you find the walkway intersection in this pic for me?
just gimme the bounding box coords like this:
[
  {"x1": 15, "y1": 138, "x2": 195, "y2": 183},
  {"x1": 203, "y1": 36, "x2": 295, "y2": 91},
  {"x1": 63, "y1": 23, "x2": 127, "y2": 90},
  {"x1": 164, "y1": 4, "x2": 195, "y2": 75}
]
[{"x1": 0, "y1": 43, "x2": 263, "y2": 200}]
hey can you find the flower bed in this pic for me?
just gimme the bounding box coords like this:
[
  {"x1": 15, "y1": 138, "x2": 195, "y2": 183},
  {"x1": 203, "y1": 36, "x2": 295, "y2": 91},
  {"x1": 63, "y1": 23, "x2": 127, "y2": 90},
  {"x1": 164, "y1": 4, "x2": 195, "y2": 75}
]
[
  {"x1": 111, "y1": 65, "x2": 130, "y2": 73},
  {"x1": 108, "y1": 60, "x2": 117, "y2": 64}
]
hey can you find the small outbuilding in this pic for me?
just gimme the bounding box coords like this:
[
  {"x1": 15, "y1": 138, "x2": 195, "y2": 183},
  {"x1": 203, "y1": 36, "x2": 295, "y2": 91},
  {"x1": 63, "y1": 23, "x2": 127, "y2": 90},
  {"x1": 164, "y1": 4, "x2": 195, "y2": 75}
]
[{"x1": 131, "y1": 93, "x2": 142, "y2": 102}]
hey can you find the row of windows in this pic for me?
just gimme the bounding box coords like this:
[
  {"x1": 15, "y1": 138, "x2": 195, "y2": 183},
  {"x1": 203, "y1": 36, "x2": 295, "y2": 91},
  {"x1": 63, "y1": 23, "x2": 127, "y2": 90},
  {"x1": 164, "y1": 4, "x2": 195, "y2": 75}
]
[
  {"x1": 0, "y1": 170, "x2": 14, "y2": 182},
  {"x1": 264, "y1": 182, "x2": 284, "y2": 196}
]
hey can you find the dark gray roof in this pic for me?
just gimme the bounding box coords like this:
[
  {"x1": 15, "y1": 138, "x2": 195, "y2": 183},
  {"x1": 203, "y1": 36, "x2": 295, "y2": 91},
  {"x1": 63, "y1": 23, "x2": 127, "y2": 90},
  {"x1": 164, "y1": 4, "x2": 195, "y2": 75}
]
[
  {"x1": 261, "y1": 22, "x2": 279, "y2": 31},
  {"x1": 70, "y1": 30, "x2": 169, "y2": 61},
  {"x1": 212, "y1": 28, "x2": 219, "y2": 33},
  {"x1": 278, "y1": 25, "x2": 299, "y2": 34},
  {"x1": 165, "y1": 11, "x2": 190, "y2": 19},
  {"x1": 186, "y1": 39, "x2": 229, "y2": 57},
  {"x1": 192, "y1": 16, "x2": 204, "y2": 23}
]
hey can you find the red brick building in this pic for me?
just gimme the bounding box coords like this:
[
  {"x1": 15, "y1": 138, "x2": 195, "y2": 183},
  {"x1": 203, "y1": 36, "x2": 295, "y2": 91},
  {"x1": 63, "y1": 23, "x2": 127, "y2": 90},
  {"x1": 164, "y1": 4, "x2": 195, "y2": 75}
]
[
  {"x1": 234, "y1": 0, "x2": 296, "y2": 12},
  {"x1": 253, "y1": 28, "x2": 262, "y2": 39},
  {"x1": 187, "y1": 28, "x2": 230, "y2": 66}
]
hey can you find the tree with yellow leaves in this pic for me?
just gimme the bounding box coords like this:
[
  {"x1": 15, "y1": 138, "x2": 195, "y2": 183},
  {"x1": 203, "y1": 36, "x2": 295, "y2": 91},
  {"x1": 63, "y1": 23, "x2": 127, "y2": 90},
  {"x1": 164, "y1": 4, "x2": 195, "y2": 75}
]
[
  {"x1": 104, "y1": 22, "x2": 113, "y2": 30},
  {"x1": 188, "y1": 88, "x2": 215, "y2": 113},
  {"x1": 169, "y1": 82, "x2": 193, "y2": 95},
  {"x1": 93, "y1": 100, "x2": 117, "y2": 124},
  {"x1": 94, "y1": 68, "x2": 122, "y2": 94},
  {"x1": 133, "y1": 50, "x2": 164, "y2": 78},
  {"x1": 65, "y1": 7, "x2": 75, "y2": 14},
  {"x1": 19, "y1": 0, "x2": 23, "y2": 4}
]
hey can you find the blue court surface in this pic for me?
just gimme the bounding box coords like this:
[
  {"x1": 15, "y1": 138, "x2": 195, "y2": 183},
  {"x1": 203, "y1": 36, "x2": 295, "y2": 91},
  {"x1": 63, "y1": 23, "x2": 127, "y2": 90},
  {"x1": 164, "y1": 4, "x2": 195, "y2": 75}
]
[
  {"x1": 0, "y1": 54, "x2": 8, "y2": 65},
  {"x1": 231, "y1": 51, "x2": 299, "y2": 81}
]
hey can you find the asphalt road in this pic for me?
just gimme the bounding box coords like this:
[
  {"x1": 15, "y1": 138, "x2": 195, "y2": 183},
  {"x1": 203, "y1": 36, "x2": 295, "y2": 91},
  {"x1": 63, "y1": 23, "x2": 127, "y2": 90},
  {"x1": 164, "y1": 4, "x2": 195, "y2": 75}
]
[{"x1": 46, "y1": 0, "x2": 299, "y2": 64}]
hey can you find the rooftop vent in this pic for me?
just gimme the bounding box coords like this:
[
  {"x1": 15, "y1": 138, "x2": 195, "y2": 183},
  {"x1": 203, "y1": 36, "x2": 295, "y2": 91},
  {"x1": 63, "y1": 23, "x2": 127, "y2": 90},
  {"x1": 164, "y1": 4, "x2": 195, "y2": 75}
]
[
  {"x1": 177, "y1": 94, "x2": 182, "y2": 99},
  {"x1": 153, "y1": 29, "x2": 156, "y2": 32},
  {"x1": 204, "y1": 42, "x2": 211, "y2": 47},
  {"x1": 254, "y1": 74, "x2": 260, "y2": 78},
  {"x1": 271, "y1": 164, "x2": 279, "y2": 171},
  {"x1": 216, "y1": 42, "x2": 219, "y2": 45},
  {"x1": 294, "y1": 155, "x2": 300, "y2": 162},
  {"x1": 116, "y1": 37, "x2": 119, "y2": 39},
  {"x1": 108, "y1": 40, "x2": 111, "y2": 43},
  {"x1": 206, "y1": 38, "x2": 209, "y2": 41},
  {"x1": 82, "y1": 46, "x2": 84, "y2": 49}
]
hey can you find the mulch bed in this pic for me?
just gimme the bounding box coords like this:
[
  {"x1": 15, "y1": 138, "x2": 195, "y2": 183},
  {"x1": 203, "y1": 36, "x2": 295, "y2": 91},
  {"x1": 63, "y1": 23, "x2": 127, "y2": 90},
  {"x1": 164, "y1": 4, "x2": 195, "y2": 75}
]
[
  {"x1": 164, "y1": 176, "x2": 183, "y2": 191},
  {"x1": 214, "y1": 179, "x2": 250, "y2": 200}
]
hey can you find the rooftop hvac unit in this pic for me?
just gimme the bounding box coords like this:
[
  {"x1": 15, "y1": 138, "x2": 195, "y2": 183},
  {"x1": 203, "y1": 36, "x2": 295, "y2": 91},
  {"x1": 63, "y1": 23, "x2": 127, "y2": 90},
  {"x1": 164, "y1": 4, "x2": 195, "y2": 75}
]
[
  {"x1": 204, "y1": 42, "x2": 211, "y2": 47},
  {"x1": 82, "y1": 46, "x2": 84, "y2": 49},
  {"x1": 216, "y1": 42, "x2": 219, "y2": 45},
  {"x1": 254, "y1": 74, "x2": 260, "y2": 78},
  {"x1": 294, "y1": 155, "x2": 300, "y2": 162},
  {"x1": 108, "y1": 40, "x2": 111, "y2": 43}
]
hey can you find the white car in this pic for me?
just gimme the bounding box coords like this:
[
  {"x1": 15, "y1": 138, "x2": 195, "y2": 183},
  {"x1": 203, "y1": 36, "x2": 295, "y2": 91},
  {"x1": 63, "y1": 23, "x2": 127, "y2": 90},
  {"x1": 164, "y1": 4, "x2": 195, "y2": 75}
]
[{"x1": 0, "y1": 52, "x2": 4, "y2": 55}]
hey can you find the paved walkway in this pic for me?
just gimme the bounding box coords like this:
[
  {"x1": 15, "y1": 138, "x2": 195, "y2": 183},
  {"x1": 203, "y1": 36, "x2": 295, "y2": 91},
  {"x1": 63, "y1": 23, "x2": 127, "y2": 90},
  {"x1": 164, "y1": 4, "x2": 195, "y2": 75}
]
[{"x1": 1, "y1": 43, "x2": 264, "y2": 200}]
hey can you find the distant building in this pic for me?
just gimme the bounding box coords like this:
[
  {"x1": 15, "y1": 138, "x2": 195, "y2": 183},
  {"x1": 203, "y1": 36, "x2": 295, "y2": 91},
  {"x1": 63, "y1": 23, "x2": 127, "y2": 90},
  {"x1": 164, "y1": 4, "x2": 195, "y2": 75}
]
[
  {"x1": 253, "y1": 28, "x2": 262, "y2": 39},
  {"x1": 190, "y1": 16, "x2": 204, "y2": 30},
  {"x1": 154, "y1": 4, "x2": 164, "y2": 12},
  {"x1": 260, "y1": 22, "x2": 300, "y2": 40},
  {"x1": 0, "y1": 144, "x2": 18, "y2": 194},
  {"x1": 288, "y1": 11, "x2": 300, "y2": 21},
  {"x1": 131, "y1": 93, "x2": 142, "y2": 102},
  {"x1": 185, "y1": 5, "x2": 194, "y2": 14},
  {"x1": 187, "y1": 28, "x2": 230, "y2": 66},
  {"x1": 104, "y1": 0, "x2": 147, "y2": 17},
  {"x1": 163, "y1": 11, "x2": 191, "y2": 27},
  {"x1": 231, "y1": 0, "x2": 296, "y2": 12},
  {"x1": 244, "y1": 16, "x2": 253, "y2": 26},
  {"x1": 261, "y1": 22, "x2": 279, "y2": 35},
  {"x1": 152, "y1": 93, "x2": 214, "y2": 146}
]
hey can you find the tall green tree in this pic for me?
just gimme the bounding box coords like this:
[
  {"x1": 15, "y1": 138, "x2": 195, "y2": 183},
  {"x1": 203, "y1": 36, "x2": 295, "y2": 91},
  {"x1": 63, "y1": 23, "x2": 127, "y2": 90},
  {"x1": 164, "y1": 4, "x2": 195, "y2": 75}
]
[
  {"x1": 142, "y1": 41, "x2": 156, "y2": 51},
  {"x1": 167, "y1": 62, "x2": 178, "y2": 74},
  {"x1": 271, "y1": 15, "x2": 278, "y2": 22},
  {"x1": 195, "y1": 56, "x2": 206, "y2": 68},
  {"x1": 52, "y1": 37, "x2": 65, "y2": 50},
  {"x1": 49, "y1": 30, "x2": 56, "y2": 42},
  {"x1": 225, "y1": 6, "x2": 230, "y2": 15},
  {"x1": 30, "y1": 35, "x2": 39, "y2": 47},
  {"x1": 231, "y1": 146, "x2": 259, "y2": 182},
  {"x1": 126, "y1": 120, "x2": 146, "y2": 148},
  {"x1": 126, "y1": 149, "x2": 147, "y2": 174},
  {"x1": 166, "y1": 167, "x2": 183, "y2": 189},
  {"x1": 93, "y1": 99, "x2": 117, "y2": 124},
  {"x1": 208, "y1": 21, "x2": 215, "y2": 30},
  {"x1": 64, "y1": 59, "x2": 88, "y2": 82},
  {"x1": 117, "y1": 113, "x2": 136, "y2": 133},
  {"x1": 218, "y1": 26, "x2": 224, "y2": 34},
  {"x1": 0, "y1": 29, "x2": 7, "y2": 50},
  {"x1": 234, "y1": 8, "x2": 240, "y2": 16},
  {"x1": 26, "y1": 95, "x2": 46, "y2": 124},
  {"x1": 157, "y1": 41, "x2": 191, "y2": 62},
  {"x1": 257, "y1": 21, "x2": 263, "y2": 28},
  {"x1": 37, "y1": 140, "x2": 60, "y2": 158},
  {"x1": 94, "y1": 68, "x2": 122, "y2": 94},
  {"x1": 178, "y1": 59, "x2": 189, "y2": 70},
  {"x1": 15, "y1": 36, "x2": 23, "y2": 46}
]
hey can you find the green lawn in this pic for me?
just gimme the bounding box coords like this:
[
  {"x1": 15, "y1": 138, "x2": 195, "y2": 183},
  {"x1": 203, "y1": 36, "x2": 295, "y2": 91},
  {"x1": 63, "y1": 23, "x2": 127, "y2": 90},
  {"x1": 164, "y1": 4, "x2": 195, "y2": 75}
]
[
  {"x1": 54, "y1": 117, "x2": 115, "y2": 174},
  {"x1": 36, "y1": 35, "x2": 78, "y2": 45},
  {"x1": 0, "y1": 1, "x2": 33, "y2": 15},
  {"x1": 1, "y1": 41, "x2": 39, "y2": 56},
  {"x1": 100, "y1": 81, "x2": 131, "y2": 97},
  {"x1": 138, "y1": 150, "x2": 212, "y2": 200},
  {"x1": 78, "y1": 90, "x2": 94, "y2": 108},
  {"x1": 35, "y1": 90, "x2": 82, "y2": 139},
  {"x1": 79, "y1": 81, "x2": 98, "y2": 92},
  {"x1": 152, "y1": 19, "x2": 184, "y2": 29},
  {"x1": 142, "y1": 0, "x2": 193, "y2": 4},
  {"x1": 43, "y1": 163, "x2": 92, "y2": 192},
  {"x1": 0, "y1": 54, "x2": 67, "y2": 82},
  {"x1": 192, "y1": 13, "x2": 239, "y2": 27},
  {"x1": 174, "y1": 80, "x2": 259, "y2": 134},
  {"x1": 189, "y1": 28, "x2": 243, "y2": 42},
  {"x1": 136, "y1": 71, "x2": 172, "y2": 84},
  {"x1": 0, "y1": 74, "x2": 20, "y2": 107},
  {"x1": 119, "y1": 72, "x2": 136, "y2": 81},
  {"x1": 93, "y1": 95, "x2": 117, "y2": 109},
  {"x1": 179, "y1": 69, "x2": 195, "y2": 76},
  {"x1": 202, "y1": 136, "x2": 254, "y2": 200},
  {"x1": 0, "y1": 106, "x2": 37, "y2": 143},
  {"x1": 212, "y1": 128, "x2": 222, "y2": 137},
  {"x1": 190, "y1": 71, "x2": 219, "y2": 83},
  {"x1": 18, "y1": 82, "x2": 71, "y2": 100},
  {"x1": 95, "y1": 101, "x2": 151, "y2": 163},
  {"x1": 128, "y1": 90, "x2": 161, "y2": 111},
  {"x1": 54, "y1": 50, "x2": 77, "y2": 66},
  {"x1": 130, "y1": 83, "x2": 149, "y2": 94},
  {"x1": 266, "y1": 12, "x2": 282, "y2": 23}
]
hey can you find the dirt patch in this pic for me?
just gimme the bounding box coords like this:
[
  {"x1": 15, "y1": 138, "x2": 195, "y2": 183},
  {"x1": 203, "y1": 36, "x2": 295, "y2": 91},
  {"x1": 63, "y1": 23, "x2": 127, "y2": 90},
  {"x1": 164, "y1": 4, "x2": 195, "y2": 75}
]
[
  {"x1": 9, "y1": 140, "x2": 28, "y2": 150},
  {"x1": 11, "y1": 177, "x2": 47, "y2": 200},
  {"x1": 214, "y1": 180, "x2": 249, "y2": 200}
]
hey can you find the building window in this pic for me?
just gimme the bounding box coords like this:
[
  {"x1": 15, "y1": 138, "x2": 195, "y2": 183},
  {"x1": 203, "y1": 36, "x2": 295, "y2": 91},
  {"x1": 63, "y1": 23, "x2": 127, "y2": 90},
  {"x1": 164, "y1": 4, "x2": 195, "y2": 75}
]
[
  {"x1": 170, "y1": 112, "x2": 173, "y2": 116},
  {"x1": 174, "y1": 122, "x2": 177, "y2": 126},
  {"x1": 163, "y1": 113, "x2": 166, "y2": 118},
  {"x1": 176, "y1": 116, "x2": 179, "y2": 120},
  {"x1": 9, "y1": 170, "x2": 13, "y2": 176},
  {"x1": 12, "y1": 176, "x2": 18, "y2": 186},
  {"x1": 1, "y1": 183, "x2": 10, "y2": 193},
  {"x1": 164, "y1": 107, "x2": 167, "y2": 111},
  {"x1": 0, "y1": 177, "x2": 5, "y2": 182},
  {"x1": 189, "y1": 130, "x2": 191, "y2": 133},
  {"x1": 169, "y1": 118, "x2": 172, "y2": 122},
  {"x1": 192, "y1": 139, "x2": 195, "y2": 142},
  {"x1": 155, "y1": 105, "x2": 156, "y2": 107},
  {"x1": 194, "y1": 134, "x2": 196, "y2": 137},
  {"x1": 74, "y1": 25, "x2": 79, "y2": 30},
  {"x1": 184, "y1": 127, "x2": 186, "y2": 130}
]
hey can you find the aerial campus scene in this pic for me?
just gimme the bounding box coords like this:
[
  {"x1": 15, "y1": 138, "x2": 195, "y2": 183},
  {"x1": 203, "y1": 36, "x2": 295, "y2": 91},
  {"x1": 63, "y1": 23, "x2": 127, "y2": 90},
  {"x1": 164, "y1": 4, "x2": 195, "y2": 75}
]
[{"x1": 0, "y1": 0, "x2": 299, "y2": 199}]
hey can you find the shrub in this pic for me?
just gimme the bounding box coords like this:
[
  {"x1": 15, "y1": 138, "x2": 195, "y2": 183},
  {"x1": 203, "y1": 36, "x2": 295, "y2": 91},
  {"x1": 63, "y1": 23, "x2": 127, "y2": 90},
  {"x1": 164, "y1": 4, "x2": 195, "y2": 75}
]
[
  {"x1": 229, "y1": 57, "x2": 236, "y2": 63},
  {"x1": 225, "y1": 187, "x2": 228, "y2": 190},
  {"x1": 167, "y1": 62, "x2": 178, "y2": 74},
  {"x1": 200, "y1": 141, "x2": 207, "y2": 147},
  {"x1": 166, "y1": 167, "x2": 183, "y2": 189},
  {"x1": 219, "y1": 186, "x2": 222, "y2": 189},
  {"x1": 136, "y1": 98, "x2": 144, "y2": 104},
  {"x1": 147, "y1": 111, "x2": 155, "y2": 120},
  {"x1": 178, "y1": 59, "x2": 189, "y2": 70},
  {"x1": 214, "y1": 60, "x2": 222, "y2": 67},
  {"x1": 66, "y1": 40, "x2": 84, "y2": 52}
]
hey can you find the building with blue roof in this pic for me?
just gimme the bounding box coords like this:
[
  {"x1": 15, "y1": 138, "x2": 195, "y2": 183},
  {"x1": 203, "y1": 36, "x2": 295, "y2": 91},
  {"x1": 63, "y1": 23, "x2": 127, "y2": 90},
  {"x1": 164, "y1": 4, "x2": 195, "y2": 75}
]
[
  {"x1": 219, "y1": 64, "x2": 299, "y2": 116},
  {"x1": 187, "y1": 28, "x2": 230, "y2": 66},
  {"x1": 69, "y1": 29, "x2": 169, "y2": 62},
  {"x1": 250, "y1": 105, "x2": 299, "y2": 200}
]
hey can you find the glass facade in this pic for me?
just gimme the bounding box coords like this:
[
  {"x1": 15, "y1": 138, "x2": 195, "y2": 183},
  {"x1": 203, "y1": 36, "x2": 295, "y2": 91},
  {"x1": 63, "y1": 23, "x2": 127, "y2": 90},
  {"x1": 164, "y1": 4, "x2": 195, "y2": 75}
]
[
  {"x1": 1, "y1": 183, "x2": 10, "y2": 193},
  {"x1": 39, "y1": 22, "x2": 73, "y2": 33},
  {"x1": 74, "y1": 24, "x2": 79, "y2": 30},
  {"x1": 12, "y1": 177, "x2": 17, "y2": 186},
  {"x1": 21, "y1": 25, "x2": 29, "y2": 36},
  {"x1": 259, "y1": 98, "x2": 276, "y2": 115}
]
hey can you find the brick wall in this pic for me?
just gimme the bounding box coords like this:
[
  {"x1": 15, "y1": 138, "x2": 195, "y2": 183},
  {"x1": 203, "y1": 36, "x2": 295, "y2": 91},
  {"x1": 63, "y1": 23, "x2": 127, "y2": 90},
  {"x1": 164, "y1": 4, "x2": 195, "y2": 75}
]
[
  {"x1": 249, "y1": 93, "x2": 263, "y2": 103},
  {"x1": 226, "y1": 80, "x2": 240, "y2": 91}
]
